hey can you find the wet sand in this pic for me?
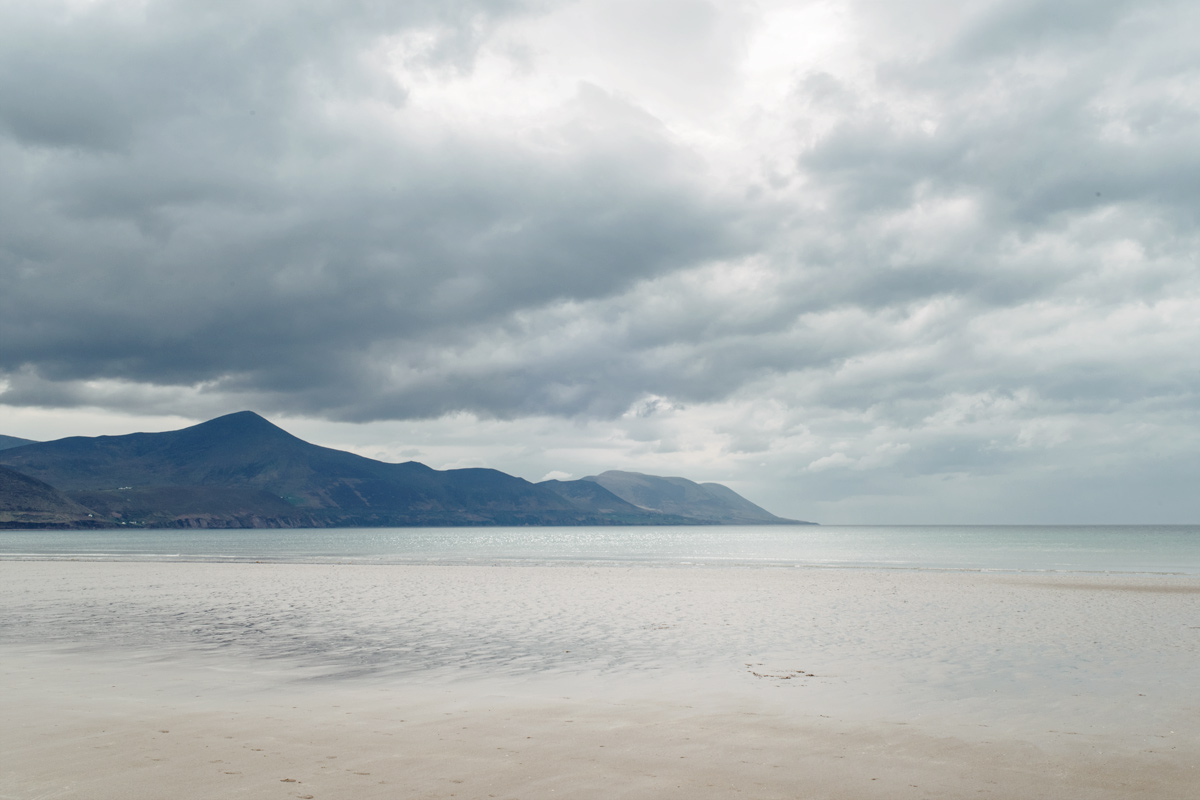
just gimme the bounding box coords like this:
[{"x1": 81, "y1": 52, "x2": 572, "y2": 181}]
[{"x1": 2, "y1": 562, "x2": 1198, "y2": 798}]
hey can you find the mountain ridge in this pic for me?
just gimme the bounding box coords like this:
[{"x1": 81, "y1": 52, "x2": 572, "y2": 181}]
[
  {"x1": 0, "y1": 434, "x2": 37, "y2": 453},
  {"x1": 582, "y1": 470, "x2": 796, "y2": 525},
  {"x1": 0, "y1": 434, "x2": 36, "y2": 451},
  {"x1": 0, "y1": 411, "x2": 812, "y2": 529}
]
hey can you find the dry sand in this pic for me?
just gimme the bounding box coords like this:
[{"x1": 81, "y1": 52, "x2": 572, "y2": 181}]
[{"x1": 2, "y1": 561, "x2": 1198, "y2": 799}]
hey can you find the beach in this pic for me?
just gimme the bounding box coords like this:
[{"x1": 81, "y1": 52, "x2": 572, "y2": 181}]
[{"x1": 3, "y1": 561, "x2": 1198, "y2": 799}]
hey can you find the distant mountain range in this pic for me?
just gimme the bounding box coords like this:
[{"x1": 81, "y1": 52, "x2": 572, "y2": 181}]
[{"x1": 0, "y1": 411, "x2": 811, "y2": 529}]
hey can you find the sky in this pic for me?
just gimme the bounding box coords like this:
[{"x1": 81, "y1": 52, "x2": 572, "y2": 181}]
[{"x1": 2, "y1": 0, "x2": 1198, "y2": 524}]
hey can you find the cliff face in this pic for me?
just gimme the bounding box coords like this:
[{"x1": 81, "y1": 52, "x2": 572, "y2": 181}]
[{"x1": 0, "y1": 412, "x2": 809, "y2": 529}]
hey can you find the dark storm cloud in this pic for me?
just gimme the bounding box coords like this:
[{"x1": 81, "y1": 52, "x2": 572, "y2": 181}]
[
  {"x1": 0, "y1": 0, "x2": 507, "y2": 151},
  {"x1": 0, "y1": 0, "x2": 758, "y2": 418}
]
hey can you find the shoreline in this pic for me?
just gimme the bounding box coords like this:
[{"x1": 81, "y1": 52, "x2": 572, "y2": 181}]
[
  {"x1": 4, "y1": 554, "x2": 1200, "y2": 577},
  {"x1": 3, "y1": 561, "x2": 1198, "y2": 798}
]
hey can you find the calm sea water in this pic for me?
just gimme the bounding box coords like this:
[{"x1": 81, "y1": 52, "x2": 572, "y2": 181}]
[{"x1": 1, "y1": 525, "x2": 1198, "y2": 573}]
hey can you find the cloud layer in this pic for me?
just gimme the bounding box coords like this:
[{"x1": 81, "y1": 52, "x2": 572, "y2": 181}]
[{"x1": 2, "y1": 0, "x2": 1198, "y2": 521}]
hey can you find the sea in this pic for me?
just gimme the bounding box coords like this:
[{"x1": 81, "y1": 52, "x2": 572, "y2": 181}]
[{"x1": 2, "y1": 524, "x2": 1198, "y2": 574}]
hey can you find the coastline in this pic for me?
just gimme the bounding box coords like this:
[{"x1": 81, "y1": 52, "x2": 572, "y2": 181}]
[{"x1": 3, "y1": 561, "x2": 1198, "y2": 798}]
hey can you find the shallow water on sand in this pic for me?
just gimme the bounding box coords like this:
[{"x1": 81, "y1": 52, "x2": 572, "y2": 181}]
[
  {"x1": 2, "y1": 524, "x2": 1199, "y2": 573},
  {"x1": 3, "y1": 562, "x2": 1198, "y2": 737},
  {"x1": 6, "y1": 562, "x2": 1198, "y2": 800}
]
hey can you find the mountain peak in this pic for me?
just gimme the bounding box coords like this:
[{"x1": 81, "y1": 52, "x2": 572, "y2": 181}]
[
  {"x1": 191, "y1": 410, "x2": 292, "y2": 436},
  {"x1": 167, "y1": 410, "x2": 308, "y2": 452},
  {"x1": 206, "y1": 410, "x2": 272, "y2": 425}
]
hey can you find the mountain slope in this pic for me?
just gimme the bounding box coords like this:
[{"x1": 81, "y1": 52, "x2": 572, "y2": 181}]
[
  {"x1": 537, "y1": 478, "x2": 699, "y2": 525},
  {"x1": 582, "y1": 470, "x2": 810, "y2": 525},
  {"x1": 0, "y1": 435, "x2": 36, "y2": 451},
  {"x1": 0, "y1": 465, "x2": 110, "y2": 529},
  {"x1": 0, "y1": 412, "x2": 601, "y2": 527}
]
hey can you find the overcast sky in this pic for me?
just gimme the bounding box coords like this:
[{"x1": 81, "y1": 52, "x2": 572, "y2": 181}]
[{"x1": 2, "y1": 0, "x2": 1198, "y2": 523}]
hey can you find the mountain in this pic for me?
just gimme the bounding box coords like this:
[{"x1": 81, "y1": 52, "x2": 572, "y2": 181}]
[
  {"x1": 538, "y1": 478, "x2": 643, "y2": 513},
  {"x1": 0, "y1": 412, "x2": 808, "y2": 529},
  {"x1": 581, "y1": 470, "x2": 808, "y2": 525},
  {"x1": 0, "y1": 434, "x2": 36, "y2": 451},
  {"x1": 0, "y1": 412, "x2": 592, "y2": 528},
  {"x1": 0, "y1": 465, "x2": 111, "y2": 529}
]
